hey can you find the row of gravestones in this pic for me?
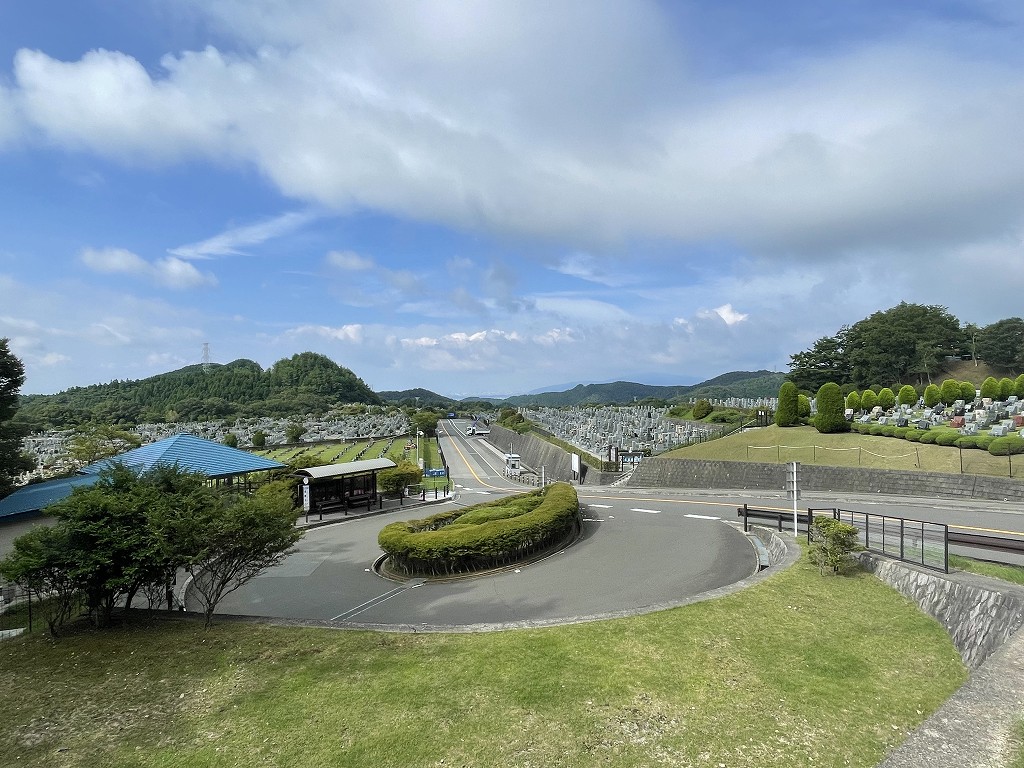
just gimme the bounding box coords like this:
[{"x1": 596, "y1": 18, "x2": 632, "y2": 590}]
[{"x1": 847, "y1": 395, "x2": 1024, "y2": 438}]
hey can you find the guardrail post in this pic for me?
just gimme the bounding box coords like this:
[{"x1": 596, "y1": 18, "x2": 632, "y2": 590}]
[{"x1": 899, "y1": 518, "x2": 904, "y2": 562}]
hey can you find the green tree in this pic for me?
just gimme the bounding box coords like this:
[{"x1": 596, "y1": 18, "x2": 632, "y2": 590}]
[
  {"x1": 898, "y1": 385, "x2": 918, "y2": 407},
  {"x1": 923, "y1": 383, "x2": 941, "y2": 408},
  {"x1": 180, "y1": 487, "x2": 302, "y2": 628},
  {"x1": 65, "y1": 424, "x2": 143, "y2": 468},
  {"x1": 775, "y1": 382, "x2": 799, "y2": 427},
  {"x1": 411, "y1": 410, "x2": 441, "y2": 438},
  {"x1": 860, "y1": 390, "x2": 878, "y2": 412},
  {"x1": 960, "y1": 381, "x2": 977, "y2": 402},
  {"x1": 787, "y1": 327, "x2": 852, "y2": 392},
  {"x1": 691, "y1": 399, "x2": 713, "y2": 419},
  {"x1": 808, "y1": 516, "x2": 859, "y2": 575},
  {"x1": 846, "y1": 303, "x2": 963, "y2": 387},
  {"x1": 285, "y1": 422, "x2": 306, "y2": 443},
  {"x1": 222, "y1": 432, "x2": 239, "y2": 448},
  {"x1": 378, "y1": 461, "x2": 423, "y2": 496},
  {"x1": 981, "y1": 377, "x2": 1000, "y2": 400},
  {"x1": 0, "y1": 338, "x2": 34, "y2": 497},
  {"x1": 877, "y1": 387, "x2": 895, "y2": 410},
  {"x1": 0, "y1": 525, "x2": 80, "y2": 635},
  {"x1": 845, "y1": 390, "x2": 861, "y2": 413},
  {"x1": 813, "y1": 383, "x2": 849, "y2": 434},
  {"x1": 939, "y1": 379, "x2": 961, "y2": 407},
  {"x1": 977, "y1": 317, "x2": 1024, "y2": 369},
  {"x1": 251, "y1": 430, "x2": 267, "y2": 449},
  {"x1": 1016, "y1": 374, "x2": 1024, "y2": 399}
]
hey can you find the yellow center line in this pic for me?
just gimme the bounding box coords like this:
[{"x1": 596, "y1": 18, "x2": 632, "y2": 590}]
[{"x1": 438, "y1": 421, "x2": 508, "y2": 491}]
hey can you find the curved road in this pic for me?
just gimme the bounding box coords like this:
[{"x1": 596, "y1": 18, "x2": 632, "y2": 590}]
[{"x1": 214, "y1": 419, "x2": 1024, "y2": 627}]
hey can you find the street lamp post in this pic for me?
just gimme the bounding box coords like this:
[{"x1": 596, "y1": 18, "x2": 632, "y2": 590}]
[{"x1": 417, "y1": 430, "x2": 424, "y2": 470}]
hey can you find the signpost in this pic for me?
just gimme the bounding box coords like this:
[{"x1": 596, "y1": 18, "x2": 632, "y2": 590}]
[{"x1": 785, "y1": 461, "x2": 801, "y2": 537}]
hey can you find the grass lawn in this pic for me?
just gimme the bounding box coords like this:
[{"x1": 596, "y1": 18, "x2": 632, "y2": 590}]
[
  {"x1": 664, "y1": 424, "x2": 1018, "y2": 478},
  {"x1": 0, "y1": 554, "x2": 966, "y2": 768},
  {"x1": 950, "y1": 554, "x2": 1024, "y2": 586}
]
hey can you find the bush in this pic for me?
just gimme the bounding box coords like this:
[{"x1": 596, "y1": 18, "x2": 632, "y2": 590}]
[
  {"x1": 877, "y1": 387, "x2": 895, "y2": 410},
  {"x1": 934, "y1": 431, "x2": 959, "y2": 446},
  {"x1": 378, "y1": 461, "x2": 423, "y2": 496},
  {"x1": 869, "y1": 424, "x2": 885, "y2": 436},
  {"x1": 904, "y1": 429, "x2": 926, "y2": 442},
  {"x1": 852, "y1": 422, "x2": 870, "y2": 434},
  {"x1": 1016, "y1": 374, "x2": 1024, "y2": 399},
  {"x1": 776, "y1": 382, "x2": 799, "y2": 427},
  {"x1": 1000, "y1": 378, "x2": 1015, "y2": 401},
  {"x1": 845, "y1": 391, "x2": 862, "y2": 412},
  {"x1": 797, "y1": 394, "x2": 811, "y2": 420},
  {"x1": 981, "y1": 376, "x2": 1000, "y2": 400},
  {"x1": 988, "y1": 435, "x2": 1024, "y2": 456},
  {"x1": 960, "y1": 381, "x2": 977, "y2": 402},
  {"x1": 898, "y1": 385, "x2": 918, "y2": 406},
  {"x1": 923, "y1": 384, "x2": 941, "y2": 408},
  {"x1": 892, "y1": 426, "x2": 910, "y2": 438},
  {"x1": 919, "y1": 431, "x2": 938, "y2": 444},
  {"x1": 378, "y1": 484, "x2": 579, "y2": 577},
  {"x1": 808, "y1": 516, "x2": 859, "y2": 575},
  {"x1": 860, "y1": 390, "x2": 878, "y2": 412},
  {"x1": 881, "y1": 426, "x2": 897, "y2": 437},
  {"x1": 691, "y1": 399, "x2": 713, "y2": 419},
  {"x1": 814, "y1": 383, "x2": 849, "y2": 434},
  {"x1": 954, "y1": 436, "x2": 978, "y2": 449},
  {"x1": 940, "y1": 379, "x2": 961, "y2": 406},
  {"x1": 975, "y1": 434, "x2": 995, "y2": 451}
]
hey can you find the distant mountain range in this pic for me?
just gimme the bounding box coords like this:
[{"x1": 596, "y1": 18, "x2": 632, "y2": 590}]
[
  {"x1": 379, "y1": 370, "x2": 786, "y2": 408},
  {"x1": 14, "y1": 354, "x2": 783, "y2": 430}
]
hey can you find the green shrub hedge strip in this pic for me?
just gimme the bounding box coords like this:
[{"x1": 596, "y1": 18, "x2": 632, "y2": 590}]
[{"x1": 378, "y1": 483, "x2": 579, "y2": 577}]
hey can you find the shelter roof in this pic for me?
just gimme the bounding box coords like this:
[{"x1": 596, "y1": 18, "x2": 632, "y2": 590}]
[
  {"x1": 294, "y1": 458, "x2": 396, "y2": 480},
  {"x1": 80, "y1": 433, "x2": 287, "y2": 479},
  {"x1": 0, "y1": 474, "x2": 100, "y2": 519}
]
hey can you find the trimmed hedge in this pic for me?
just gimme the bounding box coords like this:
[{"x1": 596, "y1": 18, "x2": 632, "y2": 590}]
[{"x1": 378, "y1": 483, "x2": 579, "y2": 577}]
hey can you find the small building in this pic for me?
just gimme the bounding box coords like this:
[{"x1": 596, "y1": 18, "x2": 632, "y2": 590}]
[{"x1": 294, "y1": 458, "x2": 397, "y2": 520}]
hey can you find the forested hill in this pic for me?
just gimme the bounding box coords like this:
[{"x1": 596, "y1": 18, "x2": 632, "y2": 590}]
[
  {"x1": 15, "y1": 352, "x2": 380, "y2": 430},
  {"x1": 494, "y1": 370, "x2": 785, "y2": 407}
]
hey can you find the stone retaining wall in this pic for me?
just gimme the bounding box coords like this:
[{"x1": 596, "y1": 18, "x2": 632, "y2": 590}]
[
  {"x1": 857, "y1": 553, "x2": 1024, "y2": 669},
  {"x1": 748, "y1": 525, "x2": 790, "y2": 566},
  {"x1": 626, "y1": 457, "x2": 1024, "y2": 502}
]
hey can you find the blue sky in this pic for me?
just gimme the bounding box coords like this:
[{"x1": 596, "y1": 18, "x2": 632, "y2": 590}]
[{"x1": 2, "y1": 1, "x2": 1023, "y2": 399}]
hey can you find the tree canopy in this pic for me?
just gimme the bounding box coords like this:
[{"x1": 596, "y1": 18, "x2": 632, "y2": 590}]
[{"x1": 0, "y1": 338, "x2": 33, "y2": 497}]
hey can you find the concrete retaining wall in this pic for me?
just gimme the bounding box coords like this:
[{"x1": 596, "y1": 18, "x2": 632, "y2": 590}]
[
  {"x1": 749, "y1": 525, "x2": 790, "y2": 566},
  {"x1": 626, "y1": 457, "x2": 1024, "y2": 502},
  {"x1": 858, "y1": 553, "x2": 1024, "y2": 669},
  {"x1": 484, "y1": 425, "x2": 621, "y2": 486}
]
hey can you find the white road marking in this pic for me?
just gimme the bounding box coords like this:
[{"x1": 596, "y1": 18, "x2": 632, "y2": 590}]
[
  {"x1": 587, "y1": 504, "x2": 613, "y2": 508},
  {"x1": 631, "y1": 508, "x2": 661, "y2": 514},
  {"x1": 684, "y1": 514, "x2": 721, "y2": 520}
]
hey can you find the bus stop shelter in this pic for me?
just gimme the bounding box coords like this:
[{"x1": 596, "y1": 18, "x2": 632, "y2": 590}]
[{"x1": 294, "y1": 458, "x2": 397, "y2": 521}]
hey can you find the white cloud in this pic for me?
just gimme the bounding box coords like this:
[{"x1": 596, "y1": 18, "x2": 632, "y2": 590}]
[
  {"x1": 286, "y1": 324, "x2": 364, "y2": 343},
  {"x1": 171, "y1": 210, "x2": 321, "y2": 259},
  {"x1": 326, "y1": 250, "x2": 375, "y2": 271},
  {"x1": 698, "y1": 304, "x2": 748, "y2": 326},
  {"x1": 80, "y1": 247, "x2": 217, "y2": 289},
  {"x1": 80, "y1": 247, "x2": 148, "y2": 275}
]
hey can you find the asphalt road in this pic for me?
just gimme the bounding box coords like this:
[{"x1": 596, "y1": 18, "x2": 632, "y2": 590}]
[{"x1": 213, "y1": 420, "x2": 761, "y2": 628}]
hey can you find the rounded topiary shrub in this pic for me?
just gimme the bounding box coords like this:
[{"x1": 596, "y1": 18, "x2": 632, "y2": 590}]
[
  {"x1": 940, "y1": 379, "x2": 961, "y2": 406},
  {"x1": 852, "y1": 423, "x2": 870, "y2": 434},
  {"x1": 934, "y1": 431, "x2": 959, "y2": 446},
  {"x1": 881, "y1": 425, "x2": 897, "y2": 437},
  {"x1": 776, "y1": 382, "x2": 799, "y2": 427},
  {"x1": 846, "y1": 390, "x2": 862, "y2": 413},
  {"x1": 898, "y1": 384, "x2": 918, "y2": 406},
  {"x1": 814, "y1": 382, "x2": 849, "y2": 434},
  {"x1": 869, "y1": 424, "x2": 885, "y2": 436},
  {"x1": 878, "y1": 387, "x2": 895, "y2": 410},
  {"x1": 919, "y1": 431, "x2": 938, "y2": 444},
  {"x1": 378, "y1": 483, "x2": 579, "y2": 577},
  {"x1": 892, "y1": 427, "x2": 910, "y2": 439},
  {"x1": 954, "y1": 436, "x2": 978, "y2": 449},
  {"x1": 981, "y1": 377, "x2": 1000, "y2": 400},
  {"x1": 904, "y1": 429, "x2": 926, "y2": 442},
  {"x1": 961, "y1": 381, "x2": 977, "y2": 402},
  {"x1": 975, "y1": 434, "x2": 995, "y2": 451},
  {"x1": 923, "y1": 384, "x2": 941, "y2": 408},
  {"x1": 861, "y1": 389, "x2": 878, "y2": 412}
]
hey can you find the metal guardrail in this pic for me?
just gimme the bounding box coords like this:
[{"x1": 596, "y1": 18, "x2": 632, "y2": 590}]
[{"x1": 833, "y1": 508, "x2": 949, "y2": 573}]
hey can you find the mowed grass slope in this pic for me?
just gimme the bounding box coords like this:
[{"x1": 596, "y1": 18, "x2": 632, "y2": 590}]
[
  {"x1": 0, "y1": 555, "x2": 965, "y2": 768},
  {"x1": 665, "y1": 424, "x2": 1017, "y2": 477}
]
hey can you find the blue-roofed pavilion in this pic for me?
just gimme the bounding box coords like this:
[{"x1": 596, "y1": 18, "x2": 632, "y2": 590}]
[{"x1": 0, "y1": 434, "x2": 287, "y2": 521}]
